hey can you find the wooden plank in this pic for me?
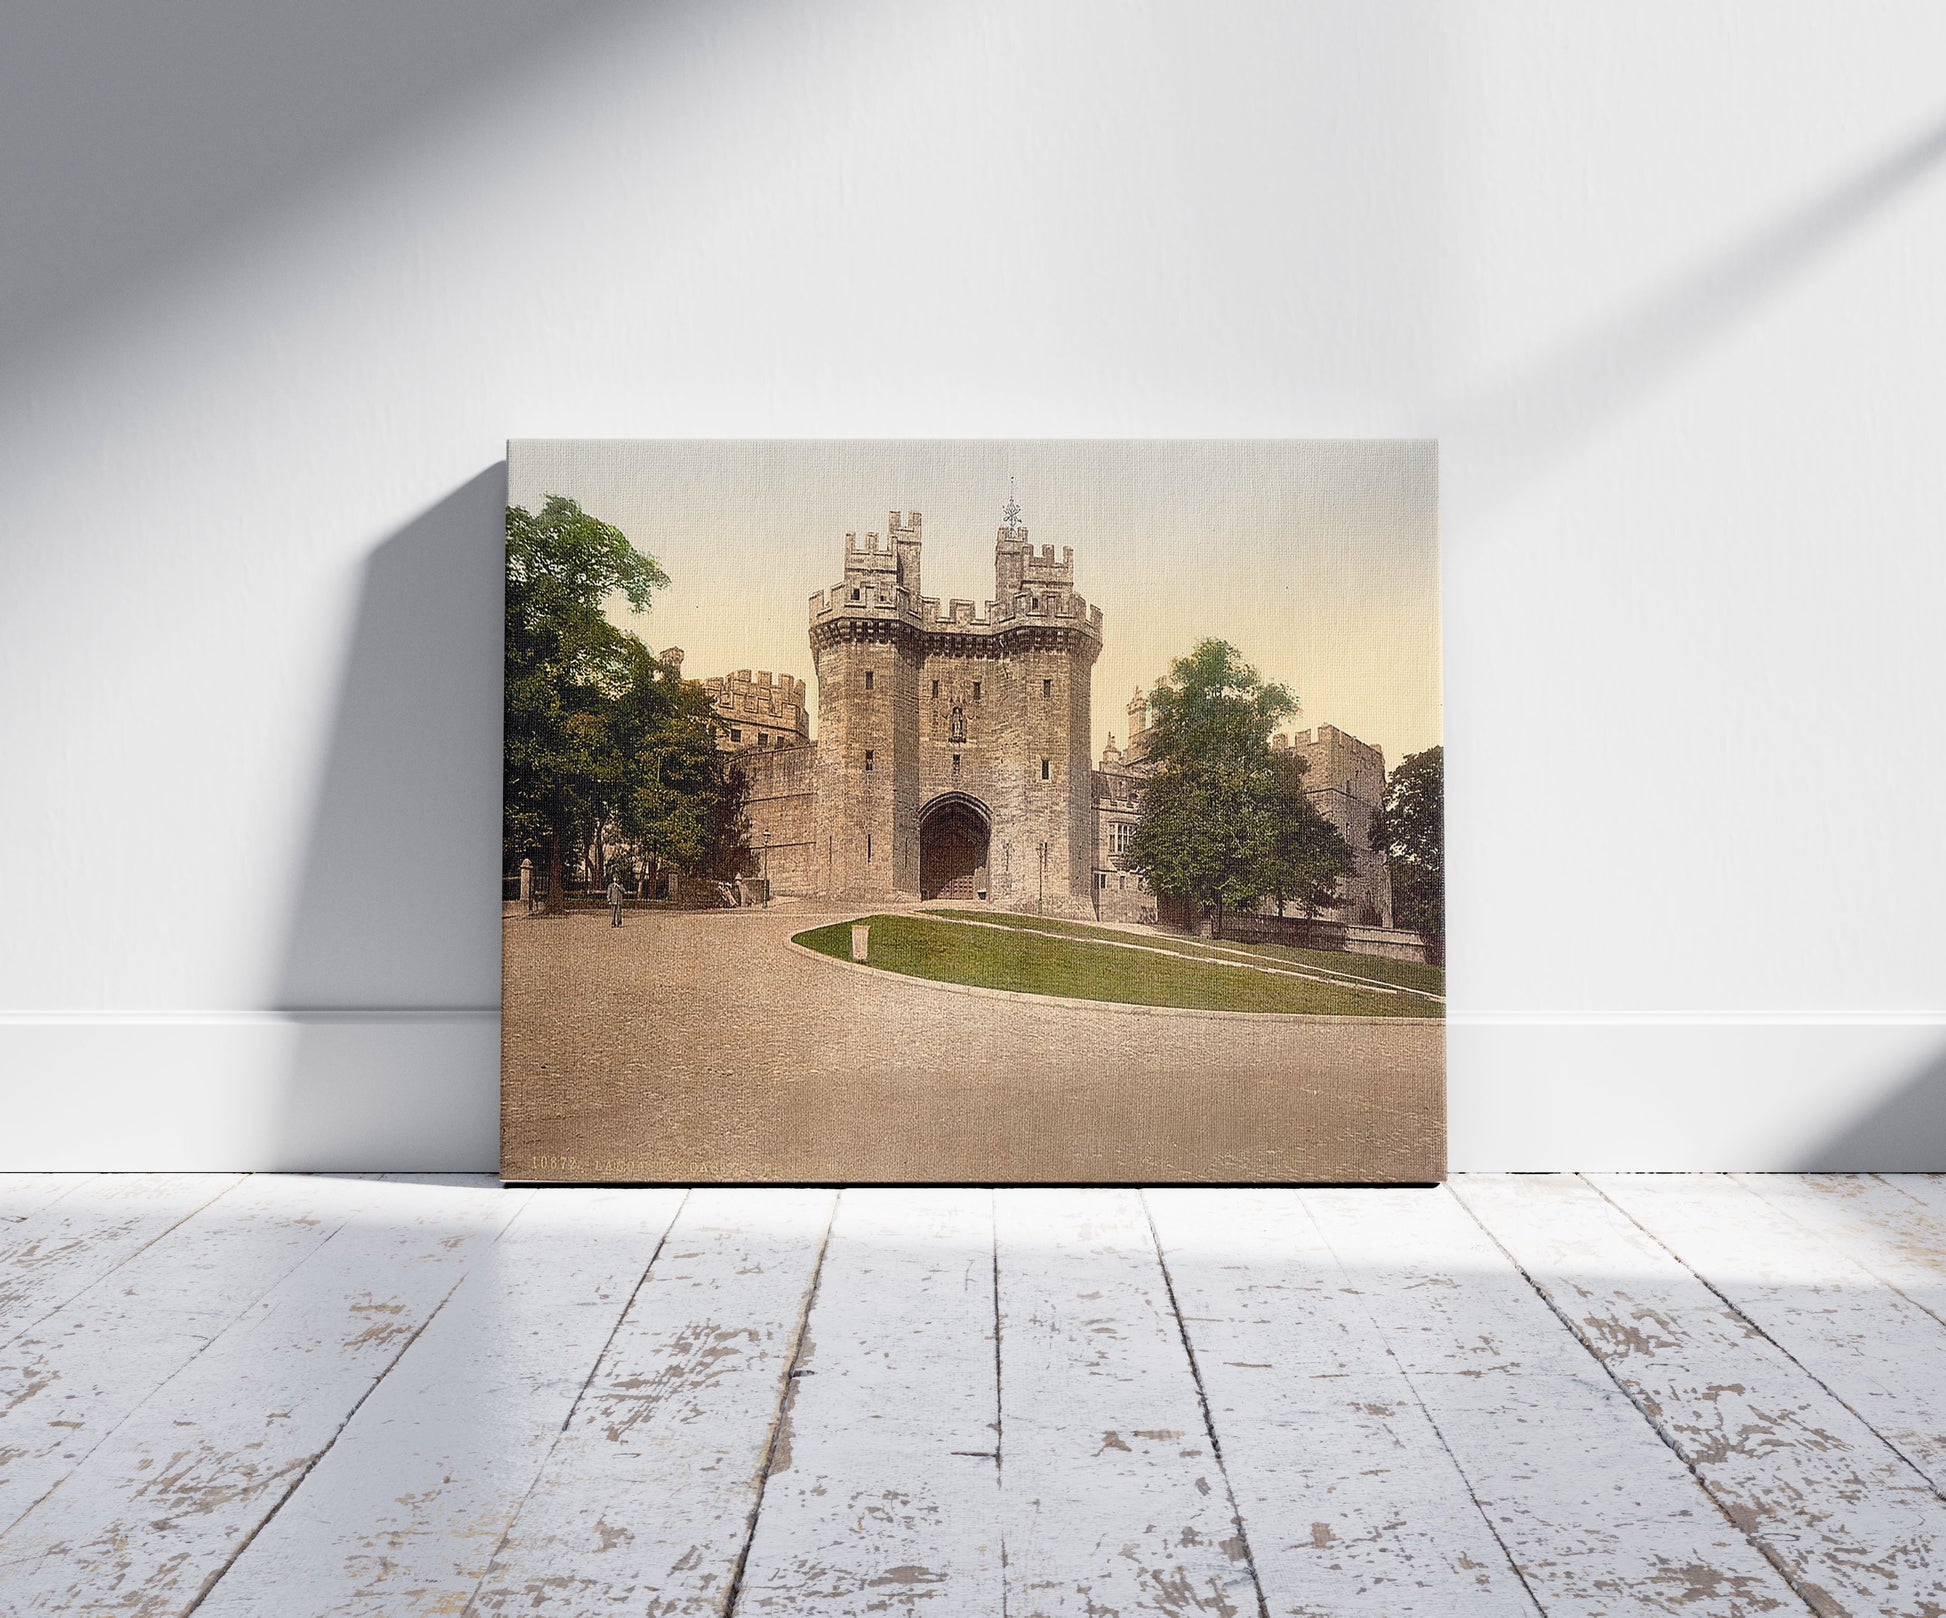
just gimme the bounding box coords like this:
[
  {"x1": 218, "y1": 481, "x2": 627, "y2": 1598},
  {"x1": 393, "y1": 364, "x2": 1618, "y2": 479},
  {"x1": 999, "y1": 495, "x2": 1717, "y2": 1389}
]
[
  {"x1": 1303, "y1": 1185, "x2": 1804, "y2": 1615},
  {"x1": 0, "y1": 1174, "x2": 95, "y2": 1223},
  {"x1": 0, "y1": 1174, "x2": 403, "y2": 1536},
  {"x1": 1458, "y1": 1173, "x2": 1946, "y2": 1615},
  {"x1": 994, "y1": 1187, "x2": 1261, "y2": 1618},
  {"x1": 0, "y1": 1174, "x2": 527, "y2": 1615},
  {"x1": 732, "y1": 1188, "x2": 1003, "y2": 1614},
  {"x1": 466, "y1": 1186, "x2": 837, "y2": 1615},
  {"x1": 1734, "y1": 1175, "x2": 1946, "y2": 1321},
  {"x1": 1881, "y1": 1175, "x2": 1946, "y2": 1219},
  {"x1": 190, "y1": 1185, "x2": 686, "y2": 1617},
  {"x1": 0, "y1": 1172, "x2": 244, "y2": 1346},
  {"x1": 1146, "y1": 1188, "x2": 1538, "y2": 1616},
  {"x1": 1595, "y1": 1173, "x2": 1946, "y2": 1497}
]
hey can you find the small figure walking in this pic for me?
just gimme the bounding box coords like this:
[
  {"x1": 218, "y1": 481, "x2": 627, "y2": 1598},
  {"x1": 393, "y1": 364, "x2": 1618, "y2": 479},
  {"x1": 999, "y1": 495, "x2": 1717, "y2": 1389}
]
[{"x1": 607, "y1": 875, "x2": 626, "y2": 928}]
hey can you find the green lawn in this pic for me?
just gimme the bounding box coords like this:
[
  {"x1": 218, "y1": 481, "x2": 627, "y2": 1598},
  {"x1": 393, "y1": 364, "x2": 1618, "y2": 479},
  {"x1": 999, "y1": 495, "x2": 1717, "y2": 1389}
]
[
  {"x1": 927, "y1": 908, "x2": 1446, "y2": 997},
  {"x1": 795, "y1": 914, "x2": 1440, "y2": 1017}
]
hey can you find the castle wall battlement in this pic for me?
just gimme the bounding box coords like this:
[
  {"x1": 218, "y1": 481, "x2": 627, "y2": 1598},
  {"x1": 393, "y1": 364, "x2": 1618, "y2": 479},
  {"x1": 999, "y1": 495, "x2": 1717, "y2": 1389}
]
[
  {"x1": 809, "y1": 583, "x2": 917, "y2": 619},
  {"x1": 924, "y1": 597, "x2": 994, "y2": 628},
  {"x1": 1021, "y1": 544, "x2": 1075, "y2": 584},
  {"x1": 705, "y1": 670, "x2": 808, "y2": 715},
  {"x1": 1278, "y1": 723, "x2": 1387, "y2": 802},
  {"x1": 704, "y1": 668, "x2": 810, "y2": 751},
  {"x1": 842, "y1": 531, "x2": 900, "y2": 562},
  {"x1": 809, "y1": 583, "x2": 1104, "y2": 641},
  {"x1": 1279, "y1": 723, "x2": 1385, "y2": 767}
]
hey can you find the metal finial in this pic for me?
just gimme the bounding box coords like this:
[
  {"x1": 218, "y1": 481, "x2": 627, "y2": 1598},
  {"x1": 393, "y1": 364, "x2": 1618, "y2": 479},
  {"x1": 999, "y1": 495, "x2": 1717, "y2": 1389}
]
[{"x1": 1002, "y1": 476, "x2": 1021, "y2": 527}]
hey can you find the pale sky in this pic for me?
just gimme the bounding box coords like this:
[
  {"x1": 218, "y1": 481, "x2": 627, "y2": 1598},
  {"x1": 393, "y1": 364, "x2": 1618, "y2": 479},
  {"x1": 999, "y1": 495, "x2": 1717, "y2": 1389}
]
[{"x1": 508, "y1": 440, "x2": 1441, "y2": 769}]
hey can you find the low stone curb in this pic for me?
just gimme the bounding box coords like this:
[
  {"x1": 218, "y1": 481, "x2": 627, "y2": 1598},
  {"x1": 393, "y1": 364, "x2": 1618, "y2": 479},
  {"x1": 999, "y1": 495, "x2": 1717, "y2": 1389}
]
[{"x1": 784, "y1": 939, "x2": 1437, "y2": 1027}]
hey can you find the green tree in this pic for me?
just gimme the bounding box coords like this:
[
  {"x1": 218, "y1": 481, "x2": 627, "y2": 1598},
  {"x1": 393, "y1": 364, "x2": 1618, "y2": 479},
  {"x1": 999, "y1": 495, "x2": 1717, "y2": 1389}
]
[
  {"x1": 1253, "y1": 751, "x2": 1354, "y2": 917},
  {"x1": 504, "y1": 497, "x2": 756, "y2": 909},
  {"x1": 611, "y1": 639, "x2": 753, "y2": 889},
  {"x1": 1124, "y1": 639, "x2": 1351, "y2": 927},
  {"x1": 504, "y1": 495, "x2": 672, "y2": 909},
  {"x1": 1372, "y1": 745, "x2": 1444, "y2": 937}
]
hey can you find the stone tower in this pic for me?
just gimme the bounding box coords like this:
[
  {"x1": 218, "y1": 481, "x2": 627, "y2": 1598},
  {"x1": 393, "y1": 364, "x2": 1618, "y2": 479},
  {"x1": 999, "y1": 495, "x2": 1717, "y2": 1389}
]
[
  {"x1": 807, "y1": 501, "x2": 1103, "y2": 912},
  {"x1": 808, "y1": 514, "x2": 926, "y2": 899}
]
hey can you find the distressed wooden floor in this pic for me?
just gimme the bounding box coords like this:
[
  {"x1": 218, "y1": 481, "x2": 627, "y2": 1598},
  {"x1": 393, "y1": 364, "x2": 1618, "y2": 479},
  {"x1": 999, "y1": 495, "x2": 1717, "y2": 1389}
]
[{"x1": 2, "y1": 1176, "x2": 1944, "y2": 1615}]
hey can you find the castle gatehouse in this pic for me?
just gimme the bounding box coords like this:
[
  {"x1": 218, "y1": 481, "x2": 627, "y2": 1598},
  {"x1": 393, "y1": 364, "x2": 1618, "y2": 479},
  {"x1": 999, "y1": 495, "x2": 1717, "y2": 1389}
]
[{"x1": 714, "y1": 501, "x2": 1392, "y2": 927}]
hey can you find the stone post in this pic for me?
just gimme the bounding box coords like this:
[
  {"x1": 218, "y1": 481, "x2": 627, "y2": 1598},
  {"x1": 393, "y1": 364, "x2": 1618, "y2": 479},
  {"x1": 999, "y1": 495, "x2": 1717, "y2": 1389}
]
[{"x1": 850, "y1": 923, "x2": 870, "y2": 962}]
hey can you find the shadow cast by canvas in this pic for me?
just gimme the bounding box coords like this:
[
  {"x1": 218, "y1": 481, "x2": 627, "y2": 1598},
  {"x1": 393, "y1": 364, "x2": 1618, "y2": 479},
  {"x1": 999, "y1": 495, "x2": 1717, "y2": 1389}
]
[
  {"x1": 269, "y1": 468, "x2": 507, "y2": 1170},
  {"x1": 1796, "y1": 1038, "x2": 1946, "y2": 1172}
]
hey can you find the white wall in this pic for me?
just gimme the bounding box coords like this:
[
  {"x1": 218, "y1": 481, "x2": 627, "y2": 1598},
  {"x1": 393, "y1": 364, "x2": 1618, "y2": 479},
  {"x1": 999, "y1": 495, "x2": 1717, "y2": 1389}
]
[{"x1": 5, "y1": 0, "x2": 1943, "y2": 1171}]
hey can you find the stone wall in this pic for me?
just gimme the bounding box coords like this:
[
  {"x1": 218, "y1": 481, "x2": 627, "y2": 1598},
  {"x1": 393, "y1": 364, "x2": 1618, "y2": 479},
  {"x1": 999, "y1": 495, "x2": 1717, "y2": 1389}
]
[
  {"x1": 739, "y1": 743, "x2": 819, "y2": 894},
  {"x1": 1093, "y1": 868, "x2": 1156, "y2": 924},
  {"x1": 1208, "y1": 909, "x2": 1439, "y2": 966}
]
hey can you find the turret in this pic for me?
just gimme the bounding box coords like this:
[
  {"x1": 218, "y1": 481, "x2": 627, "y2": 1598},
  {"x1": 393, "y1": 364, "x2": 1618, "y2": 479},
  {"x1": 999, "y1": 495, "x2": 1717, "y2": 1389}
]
[
  {"x1": 839, "y1": 529, "x2": 900, "y2": 603},
  {"x1": 994, "y1": 490, "x2": 1031, "y2": 602},
  {"x1": 890, "y1": 510, "x2": 922, "y2": 601}
]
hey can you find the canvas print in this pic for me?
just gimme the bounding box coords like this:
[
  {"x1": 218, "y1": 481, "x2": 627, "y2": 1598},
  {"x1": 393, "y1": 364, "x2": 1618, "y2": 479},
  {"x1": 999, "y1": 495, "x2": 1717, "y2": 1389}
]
[{"x1": 502, "y1": 441, "x2": 1443, "y2": 1182}]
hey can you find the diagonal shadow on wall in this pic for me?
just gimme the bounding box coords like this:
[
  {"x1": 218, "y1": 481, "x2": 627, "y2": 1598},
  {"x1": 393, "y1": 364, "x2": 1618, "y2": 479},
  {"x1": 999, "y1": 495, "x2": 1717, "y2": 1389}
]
[
  {"x1": 1795, "y1": 1041, "x2": 1946, "y2": 1172},
  {"x1": 1449, "y1": 109, "x2": 1946, "y2": 513},
  {"x1": 0, "y1": 0, "x2": 655, "y2": 380},
  {"x1": 269, "y1": 467, "x2": 506, "y2": 1171}
]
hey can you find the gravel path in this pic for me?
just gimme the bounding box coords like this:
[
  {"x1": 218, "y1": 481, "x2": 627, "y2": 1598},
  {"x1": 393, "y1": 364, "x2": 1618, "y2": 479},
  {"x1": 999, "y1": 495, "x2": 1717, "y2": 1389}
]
[{"x1": 502, "y1": 903, "x2": 1444, "y2": 1182}]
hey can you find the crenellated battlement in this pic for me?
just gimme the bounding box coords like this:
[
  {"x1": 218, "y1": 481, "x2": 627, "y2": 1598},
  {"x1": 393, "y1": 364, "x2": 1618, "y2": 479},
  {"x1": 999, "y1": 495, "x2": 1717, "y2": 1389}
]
[
  {"x1": 1021, "y1": 543, "x2": 1075, "y2": 584},
  {"x1": 704, "y1": 668, "x2": 811, "y2": 748},
  {"x1": 812, "y1": 502, "x2": 1101, "y2": 648},
  {"x1": 841, "y1": 531, "x2": 900, "y2": 571},
  {"x1": 922, "y1": 596, "x2": 993, "y2": 629},
  {"x1": 1279, "y1": 723, "x2": 1386, "y2": 766},
  {"x1": 809, "y1": 579, "x2": 1103, "y2": 642},
  {"x1": 999, "y1": 589, "x2": 1101, "y2": 634},
  {"x1": 706, "y1": 672, "x2": 807, "y2": 709},
  {"x1": 809, "y1": 582, "x2": 918, "y2": 619},
  {"x1": 1277, "y1": 723, "x2": 1388, "y2": 802}
]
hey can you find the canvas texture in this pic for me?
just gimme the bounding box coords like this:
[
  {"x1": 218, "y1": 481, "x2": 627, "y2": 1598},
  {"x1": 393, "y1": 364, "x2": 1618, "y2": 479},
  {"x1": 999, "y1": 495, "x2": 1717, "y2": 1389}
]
[{"x1": 501, "y1": 441, "x2": 1443, "y2": 1182}]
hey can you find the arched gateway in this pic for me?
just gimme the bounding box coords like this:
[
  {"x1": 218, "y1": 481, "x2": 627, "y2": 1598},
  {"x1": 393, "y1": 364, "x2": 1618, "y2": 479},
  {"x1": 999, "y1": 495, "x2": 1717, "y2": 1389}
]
[{"x1": 918, "y1": 793, "x2": 991, "y2": 900}]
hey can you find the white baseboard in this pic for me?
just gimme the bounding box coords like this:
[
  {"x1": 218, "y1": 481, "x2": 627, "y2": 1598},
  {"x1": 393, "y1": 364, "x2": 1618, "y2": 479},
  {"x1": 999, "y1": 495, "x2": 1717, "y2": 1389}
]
[
  {"x1": 2, "y1": 1014, "x2": 1941, "y2": 1173},
  {"x1": 1448, "y1": 1017, "x2": 1946, "y2": 1171},
  {"x1": 0, "y1": 1013, "x2": 500, "y2": 1172}
]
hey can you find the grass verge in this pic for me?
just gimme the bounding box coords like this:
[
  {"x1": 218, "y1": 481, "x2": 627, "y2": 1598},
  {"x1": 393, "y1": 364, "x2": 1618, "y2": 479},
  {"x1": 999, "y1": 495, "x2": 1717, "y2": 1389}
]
[
  {"x1": 795, "y1": 914, "x2": 1440, "y2": 1017},
  {"x1": 926, "y1": 908, "x2": 1445, "y2": 996}
]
